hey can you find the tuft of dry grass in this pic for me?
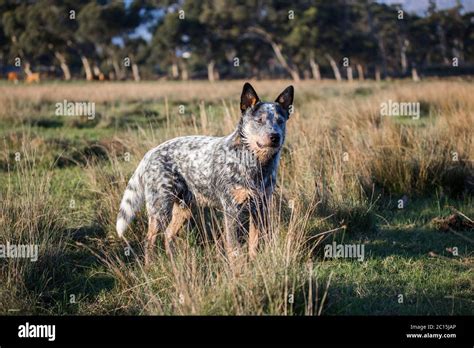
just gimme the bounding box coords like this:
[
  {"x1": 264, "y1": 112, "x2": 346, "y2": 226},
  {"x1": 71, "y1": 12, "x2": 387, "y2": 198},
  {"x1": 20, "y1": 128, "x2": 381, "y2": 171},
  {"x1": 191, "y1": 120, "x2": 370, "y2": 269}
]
[{"x1": 0, "y1": 147, "x2": 70, "y2": 312}]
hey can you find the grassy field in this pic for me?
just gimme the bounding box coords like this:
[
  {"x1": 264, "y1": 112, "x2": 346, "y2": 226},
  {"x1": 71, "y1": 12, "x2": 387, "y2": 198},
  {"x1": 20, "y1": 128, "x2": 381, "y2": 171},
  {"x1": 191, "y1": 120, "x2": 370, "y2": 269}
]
[{"x1": 0, "y1": 79, "x2": 472, "y2": 315}]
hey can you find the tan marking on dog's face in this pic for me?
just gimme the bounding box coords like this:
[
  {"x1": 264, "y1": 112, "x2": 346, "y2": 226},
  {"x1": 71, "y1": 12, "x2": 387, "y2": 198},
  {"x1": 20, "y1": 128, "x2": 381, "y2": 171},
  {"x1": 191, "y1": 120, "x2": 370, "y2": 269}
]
[
  {"x1": 242, "y1": 121, "x2": 277, "y2": 163},
  {"x1": 231, "y1": 187, "x2": 252, "y2": 204}
]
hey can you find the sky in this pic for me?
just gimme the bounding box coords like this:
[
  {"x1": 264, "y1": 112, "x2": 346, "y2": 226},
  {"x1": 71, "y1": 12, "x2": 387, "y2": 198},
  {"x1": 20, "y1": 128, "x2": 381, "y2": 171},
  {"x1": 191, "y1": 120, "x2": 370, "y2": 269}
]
[{"x1": 379, "y1": 0, "x2": 474, "y2": 14}]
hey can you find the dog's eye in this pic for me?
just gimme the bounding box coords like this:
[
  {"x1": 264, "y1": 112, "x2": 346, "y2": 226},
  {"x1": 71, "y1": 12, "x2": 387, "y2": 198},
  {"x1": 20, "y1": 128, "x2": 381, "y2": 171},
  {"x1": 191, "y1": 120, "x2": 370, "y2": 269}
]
[{"x1": 276, "y1": 118, "x2": 285, "y2": 125}]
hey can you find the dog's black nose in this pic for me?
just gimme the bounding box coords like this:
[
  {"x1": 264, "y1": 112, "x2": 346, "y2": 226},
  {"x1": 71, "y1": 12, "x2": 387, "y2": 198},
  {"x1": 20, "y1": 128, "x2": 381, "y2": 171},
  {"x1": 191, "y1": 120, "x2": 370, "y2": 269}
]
[{"x1": 269, "y1": 133, "x2": 280, "y2": 146}]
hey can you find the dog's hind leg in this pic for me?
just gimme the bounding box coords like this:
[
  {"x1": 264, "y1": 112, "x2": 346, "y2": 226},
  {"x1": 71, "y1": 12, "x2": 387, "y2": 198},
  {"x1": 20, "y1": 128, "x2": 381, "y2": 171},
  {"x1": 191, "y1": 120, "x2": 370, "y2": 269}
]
[
  {"x1": 144, "y1": 190, "x2": 173, "y2": 265},
  {"x1": 164, "y1": 202, "x2": 192, "y2": 258},
  {"x1": 145, "y1": 216, "x2": 160, "y2": 265},
  {"x1": 143, "y1": 164, "x2": 193, "y2": 264}
]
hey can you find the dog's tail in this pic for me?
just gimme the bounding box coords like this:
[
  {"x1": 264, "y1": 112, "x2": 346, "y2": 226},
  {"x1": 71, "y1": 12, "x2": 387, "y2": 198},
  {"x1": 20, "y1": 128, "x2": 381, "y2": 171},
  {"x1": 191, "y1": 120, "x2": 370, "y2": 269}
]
[{"x1": 116, "y1": 160, "x2": 146, "y2": 238}]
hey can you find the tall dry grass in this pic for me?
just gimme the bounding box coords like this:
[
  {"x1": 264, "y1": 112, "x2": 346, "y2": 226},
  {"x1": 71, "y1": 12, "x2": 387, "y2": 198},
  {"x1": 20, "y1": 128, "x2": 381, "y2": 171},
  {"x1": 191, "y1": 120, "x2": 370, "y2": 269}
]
[
  {"x1": 0, "y1": 142, "x2": 70, "y2": 312},
  {"x1": 83, "y1": 139, "x2": 333, "y2": 314},
  {"x1": 76, "y1": 80, "x2": 472, "y2": 314}
]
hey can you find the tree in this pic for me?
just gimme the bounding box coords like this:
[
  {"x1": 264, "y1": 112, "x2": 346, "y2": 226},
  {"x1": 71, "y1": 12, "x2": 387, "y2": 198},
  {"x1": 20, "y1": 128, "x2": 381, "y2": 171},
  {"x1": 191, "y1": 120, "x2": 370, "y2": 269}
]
[
  {"x1": 3, "y1": 3, "x2": 36, "y2": 76},
  {"x1": 314, "y1": 0, "x2": 346, "y2": 80},
  {"x1": 149, "y1": 6, "x2": 187, "y2": 79},
  {"x1": 288, "y1": 6, "x2": 320, "y2": 80},
  {"x1": 77, "y1": 1, "x2": 140, "y2": 80},
  {"x1": 1, "y1": 0, "x2": 474, "y2": 81},
  {"x1": 243, "y1": 0, "x2": 304, "y2": 81}
]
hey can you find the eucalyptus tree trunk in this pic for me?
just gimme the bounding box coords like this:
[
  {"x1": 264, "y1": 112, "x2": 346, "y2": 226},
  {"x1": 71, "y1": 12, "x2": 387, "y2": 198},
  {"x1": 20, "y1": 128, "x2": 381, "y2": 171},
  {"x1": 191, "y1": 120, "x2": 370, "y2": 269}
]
[
  {"x1": 80, "y1": 55, "x2": 93, "y2": 81},
  {"x1": 411, "y1": 67, "x2": 420, "y2": 81},
  {"x1": 112, "y1": 59, "x2": 123, "y2": 80},
  {"x1": 132, "y1": 63, "x2": 141, "y2": 81},
  {"x1": 23, "y1": 62, "x2": 33, "y2": 77},
  {"x1": 249, "y1": 27, "x2": 300, "y2": 81},
  {"x1": 375, "y1": 66, "x2": 381, "y2": 81},
  {"x1": 180, "y1": 61, "x2": 189, "y2": 81},
  {"x1": 207, "y1": 60, "x2": 216, "y2": 82},
  {"x1": 357, "y1": 64, "x2": 364, "y2": 81},
  {"x1": 54, "y1": 51, "x2": 71, "y2": 80},
  {"x1": 325, "y1": 54, "x2": 341, "y2": 81},
  {"x1": 171, "y1": 62, "x2": 179, "y2": 79},
  {"x1": 309, "y1": 57, "x2": 321, "y2": 80},
  {"x1": 347, "y1": 66, "x2": 353, "y2": 82}
]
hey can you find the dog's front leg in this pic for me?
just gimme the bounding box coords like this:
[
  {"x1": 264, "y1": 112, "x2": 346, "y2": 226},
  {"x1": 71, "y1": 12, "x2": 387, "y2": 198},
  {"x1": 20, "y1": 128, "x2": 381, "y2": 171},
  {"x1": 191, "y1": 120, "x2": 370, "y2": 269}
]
[
  {"x1": 222, "y1": 205, "x2": 245, "y2": 264},
  {"x1": 248, "y1": 214, "x2": 259, "y2": 260},
  {"x1": 249, "y1": 196, "x2": 270, "y2": 260}
]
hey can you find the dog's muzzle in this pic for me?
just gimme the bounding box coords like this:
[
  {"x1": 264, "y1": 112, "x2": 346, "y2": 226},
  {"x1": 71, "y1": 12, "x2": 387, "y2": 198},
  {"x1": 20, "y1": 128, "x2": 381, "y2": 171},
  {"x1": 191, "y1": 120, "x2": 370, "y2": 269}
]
[{"x1": 257, "y1": 133, "x2": 281, "y2": 149}]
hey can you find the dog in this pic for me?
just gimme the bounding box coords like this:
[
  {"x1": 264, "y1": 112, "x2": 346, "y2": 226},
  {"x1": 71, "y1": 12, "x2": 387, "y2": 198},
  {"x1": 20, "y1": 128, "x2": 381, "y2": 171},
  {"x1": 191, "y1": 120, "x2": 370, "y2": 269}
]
[{"x1": 116, "y1": 82, "x2": 294, "y2": 264}]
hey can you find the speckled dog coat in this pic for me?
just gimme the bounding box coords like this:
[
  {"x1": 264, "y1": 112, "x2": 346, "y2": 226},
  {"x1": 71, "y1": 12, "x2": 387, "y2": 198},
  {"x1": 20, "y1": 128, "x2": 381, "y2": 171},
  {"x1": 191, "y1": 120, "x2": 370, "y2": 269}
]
[{"x1": 116, "y1": 83, "x2": 294, "y2": 261}]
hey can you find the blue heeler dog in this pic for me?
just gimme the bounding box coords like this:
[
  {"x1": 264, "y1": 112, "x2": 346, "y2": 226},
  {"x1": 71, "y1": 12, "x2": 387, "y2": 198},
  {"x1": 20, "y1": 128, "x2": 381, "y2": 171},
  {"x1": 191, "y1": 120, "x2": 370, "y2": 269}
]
[{"x1": 116, "y1": 83, "x2": 294, "y2": 264}]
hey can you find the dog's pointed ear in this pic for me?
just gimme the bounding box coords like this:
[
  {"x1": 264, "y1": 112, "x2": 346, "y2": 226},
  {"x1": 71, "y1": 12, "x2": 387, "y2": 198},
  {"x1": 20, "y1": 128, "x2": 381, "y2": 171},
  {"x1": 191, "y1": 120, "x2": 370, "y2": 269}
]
[
  {"x1": 240, "y1": 82, "x2": 260, "y2": 113},
  {"x1": 275, "y1": 86, "x2": 294, "y2": 113}
]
